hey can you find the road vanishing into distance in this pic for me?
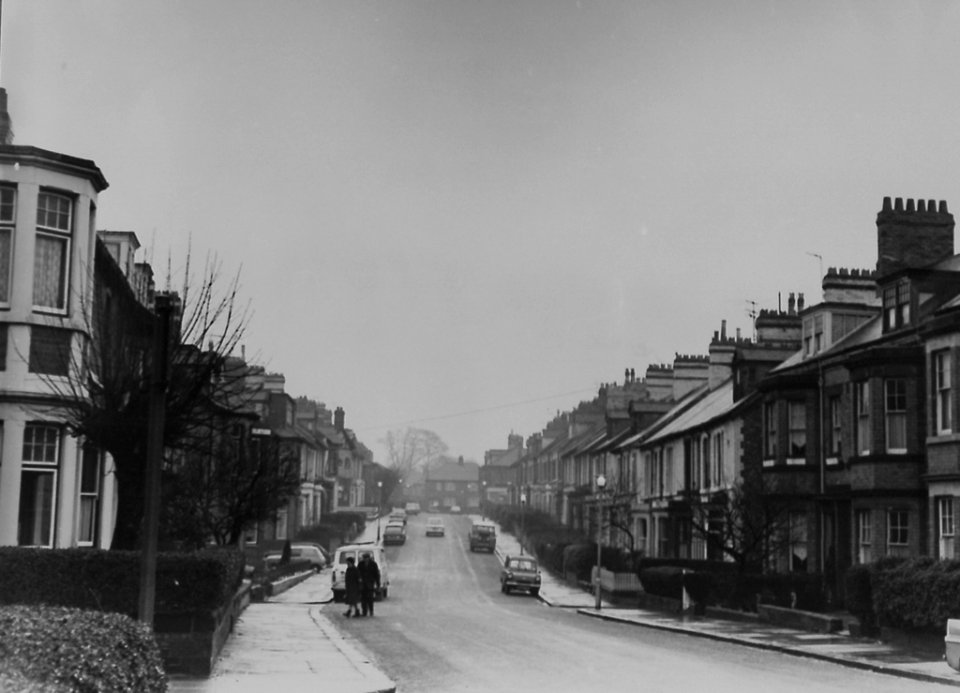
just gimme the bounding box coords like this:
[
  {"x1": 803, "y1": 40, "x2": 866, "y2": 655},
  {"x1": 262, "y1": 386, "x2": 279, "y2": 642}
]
[{"x1": 318, "y1": 514, "x2": 938, "y2": 693}]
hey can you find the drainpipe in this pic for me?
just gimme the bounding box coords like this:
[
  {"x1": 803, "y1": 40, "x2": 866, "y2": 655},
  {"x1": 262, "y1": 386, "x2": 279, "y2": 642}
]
[{"x1": 818, "y1": 360, "x2": 827, "y2": 599}]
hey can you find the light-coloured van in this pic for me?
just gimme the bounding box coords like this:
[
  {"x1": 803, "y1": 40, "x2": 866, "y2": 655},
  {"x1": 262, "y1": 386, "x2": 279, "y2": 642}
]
[{"x1": 330, "y1": 542, "x2": 390, "y2": 602}]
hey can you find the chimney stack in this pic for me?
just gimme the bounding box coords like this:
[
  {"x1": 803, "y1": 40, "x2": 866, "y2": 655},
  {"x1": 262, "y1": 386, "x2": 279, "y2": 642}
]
[
  {"x1": 877, "y1": 197, "x2": 954, "y2": 279},
  {"x1": 334, "y1": 406, "x2": 345, "y2": 432}
]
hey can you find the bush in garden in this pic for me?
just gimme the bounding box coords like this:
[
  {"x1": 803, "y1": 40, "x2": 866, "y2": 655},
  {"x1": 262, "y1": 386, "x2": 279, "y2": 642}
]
[{"x1": 0, "y1": 605, "x2": 167, "y2": 692}]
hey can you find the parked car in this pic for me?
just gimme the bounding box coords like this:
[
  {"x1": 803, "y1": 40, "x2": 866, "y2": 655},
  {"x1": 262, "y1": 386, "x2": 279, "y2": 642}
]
[
  {"x1": 388, "y1": 508, "x2": 407, "y2": 525},
  {"x1": 383, "y1": 523, "x2": 406, "y2": 545},
  {"x1": 500, "y1": 554, "x2": 541, "y2": 596},
  {"x1": 331, "y1": 543, "x2": 389, "y2": 601},
  {"x1": 404, "y1": 502, "x2": 421, "y2": 516},
  {"x1": 263, "y1": 543, "x2": 328, "y2": 572},
  {"x1": 425, "y1": 516, "x2": 445, "y2": 537},
  {"x1": 449, "y1": 505, "x2": 462, "y2": 514},
  {"x1": 468, "y1": 520, "x2": 496, "y2": 552}
]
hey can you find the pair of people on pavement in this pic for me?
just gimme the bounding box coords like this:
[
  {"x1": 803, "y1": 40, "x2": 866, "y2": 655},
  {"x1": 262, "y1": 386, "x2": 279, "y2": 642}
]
[{"x1": 343, "y1": 552, "x2": 381, "y2": 617}]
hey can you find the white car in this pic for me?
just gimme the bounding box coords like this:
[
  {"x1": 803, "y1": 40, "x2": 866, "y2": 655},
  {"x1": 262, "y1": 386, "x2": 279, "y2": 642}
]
[{"x1": 425, "y1": 516, "x2": 445, "y2": 537}]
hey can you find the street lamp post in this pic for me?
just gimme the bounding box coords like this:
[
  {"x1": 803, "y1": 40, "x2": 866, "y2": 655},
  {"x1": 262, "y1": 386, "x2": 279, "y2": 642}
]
[
  {"x1": 595, "y1": 474, "x2": 607, "y2": 611},
  {"x1": 481, "y1": 480, "x2": 487, "y2": 520},
  {"x1": 377, "y1": 480, "x2": 383, "y2": 543},
  {"x1": 520, "y1": 490, "x2": 527, "y2": 555}
]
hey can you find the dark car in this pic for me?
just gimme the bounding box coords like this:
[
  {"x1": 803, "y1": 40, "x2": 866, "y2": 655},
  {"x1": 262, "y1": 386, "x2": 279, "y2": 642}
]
[
  {"x1": 500, "y1": 554, "x2": 541, "y2": 596},
  {"x1": 468, "y1": 521, "x2": 496, "y2": 552},
  {"x1": 383, "y1": 523, "x2": 406, "y2": 545}
]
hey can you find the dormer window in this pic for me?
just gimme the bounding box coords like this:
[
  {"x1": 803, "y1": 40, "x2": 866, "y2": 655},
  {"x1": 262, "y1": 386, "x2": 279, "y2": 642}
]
[{"x1": 884, "y1": 281, "x2": 911, "y2": 331}]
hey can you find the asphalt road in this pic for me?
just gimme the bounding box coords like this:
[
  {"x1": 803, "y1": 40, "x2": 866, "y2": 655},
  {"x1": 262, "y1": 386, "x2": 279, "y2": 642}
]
[{"x1": 320, "y1": 514, "x2": 941, "y2": 693}]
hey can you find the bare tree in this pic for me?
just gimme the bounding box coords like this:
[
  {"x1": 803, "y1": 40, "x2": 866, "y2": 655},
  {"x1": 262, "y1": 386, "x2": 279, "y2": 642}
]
[
  {"x1": 162, "y1": 430, "x2": 301, "y2": 548},
  {"x1": 380, "y1": 427, "x2": 448, "y2": 477},
  {"x1": 42, "y1": 244, "x2": 254, "y2": 549},
  {"x1": 686, "y1": 468, "x2": 793, "y2": 573}
]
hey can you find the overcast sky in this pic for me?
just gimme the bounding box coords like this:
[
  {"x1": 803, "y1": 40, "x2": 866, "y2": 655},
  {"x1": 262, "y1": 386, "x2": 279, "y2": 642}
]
[{"x1": 6, "y1": 1, "x2": 960, "y2": 465}]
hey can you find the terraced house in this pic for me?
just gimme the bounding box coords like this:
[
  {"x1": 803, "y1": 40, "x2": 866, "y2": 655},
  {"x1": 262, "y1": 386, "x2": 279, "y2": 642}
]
[
  {"x1": 493, "y1": 195, "x2": 960, "y2": 599},
  {"x1": 760, "y1": 197, "x2": 960, "y2": 599}
]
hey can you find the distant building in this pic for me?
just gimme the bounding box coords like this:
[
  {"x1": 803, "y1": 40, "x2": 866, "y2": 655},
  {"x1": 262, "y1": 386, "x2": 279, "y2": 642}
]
[{"x1": 423, "y1": 457, "x2": 480, "y2": 511}]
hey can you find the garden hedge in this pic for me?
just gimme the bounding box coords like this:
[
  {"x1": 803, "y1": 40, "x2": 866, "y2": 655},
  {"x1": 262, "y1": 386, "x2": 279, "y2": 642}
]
[
  {"x1": 0, "y1": 546, "x2": 244, "y2": 616},
  {"x1": 871, "y1": 557, "x2": 960, "y2": 632},
  {"x1": 0, "y1": 605, "x2": 166, "y2": 692}
]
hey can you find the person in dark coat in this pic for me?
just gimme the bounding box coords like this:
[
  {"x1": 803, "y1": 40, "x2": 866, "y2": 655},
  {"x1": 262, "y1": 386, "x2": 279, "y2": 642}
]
[
  {"x1": 358, "y1": 552, "x2": 381, "y2": 617},
  {"x1": 343, "y1": 556, "x2": 361, "y2": 617}
]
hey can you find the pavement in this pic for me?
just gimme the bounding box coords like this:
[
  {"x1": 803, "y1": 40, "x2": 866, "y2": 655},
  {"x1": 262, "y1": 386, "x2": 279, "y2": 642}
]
[{"x1": 168, "y1": 515, "x2": 960, "y2": 692}]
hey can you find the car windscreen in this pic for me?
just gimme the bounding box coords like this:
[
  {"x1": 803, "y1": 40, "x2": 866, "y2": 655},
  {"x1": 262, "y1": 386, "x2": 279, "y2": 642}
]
[
  {"x1": 337, "y1": 551, "x2": 357, "y2": 564},
  {"x1": 385, "y1": 526, "x2": 403, "y2": 534},
  {"x1": 473, "y1": 526, "x2": 494, "y2": 536}
]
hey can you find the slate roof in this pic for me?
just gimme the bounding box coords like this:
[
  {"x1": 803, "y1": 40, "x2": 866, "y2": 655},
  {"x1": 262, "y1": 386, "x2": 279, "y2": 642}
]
[
  {"x1": 426, "y1": 460, "x2": 480, "y2": 482},
  {"x1": 643, "y1": 379, "x2": 738, "y2": 445}
]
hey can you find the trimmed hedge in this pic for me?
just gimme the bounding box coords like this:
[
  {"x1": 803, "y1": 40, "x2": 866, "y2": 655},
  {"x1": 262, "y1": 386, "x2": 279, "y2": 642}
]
[
  {"x1": 871, "y1": 557, "x2": 960, "y2": 632},
  {"x1": 0, "y1": 605, "x2": 166, "y2": 692},
  {"x1": 0, "y1": 547, "x2": 245, "y2": 616}
]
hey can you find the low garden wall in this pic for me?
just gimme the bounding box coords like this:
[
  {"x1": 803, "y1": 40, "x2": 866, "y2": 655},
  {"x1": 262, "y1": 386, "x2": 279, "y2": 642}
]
[{"x1": 155, "y1": 582, "x2": 251, "y2": 676}]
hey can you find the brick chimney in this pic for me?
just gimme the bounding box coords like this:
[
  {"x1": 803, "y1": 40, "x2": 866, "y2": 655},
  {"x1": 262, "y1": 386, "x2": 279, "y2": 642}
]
[
  {"x1": 334, "y1": 406, "x2": 344, "y2": 432},
  {"x1": 877, "y1": 197, "x2": 954, "y2": 279},
  {"x1": 708, "y1": 320, "x2": 736, "y2": 390},
  {"x1": 0, "y1": 89, "x2": 13, "y2": 144}
]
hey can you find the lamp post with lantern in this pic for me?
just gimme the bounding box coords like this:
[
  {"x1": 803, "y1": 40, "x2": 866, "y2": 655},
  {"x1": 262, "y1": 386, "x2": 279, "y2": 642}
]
[
  {"x1": 481, "y1": 480, "x2": 487, "y2": 520},
  {"x1": 376, "y1": 480, "x2": 383, "y2": 543},
  {"x1": 520, "y1": 489, "x2": 527, "y2": 555},
  {"x1": 595, "y1": 474, "x2": 607, "y2": 610}
]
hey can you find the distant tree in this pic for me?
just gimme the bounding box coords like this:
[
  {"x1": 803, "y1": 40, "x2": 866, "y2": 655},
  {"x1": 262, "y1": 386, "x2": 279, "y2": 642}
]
[
  {"x1": 40, "y1": 246, "x2": 253, "y2": 550},
  {"x1": 380, "y1": 427, "x2": 448, "y2": 477},
  {"x1": 162, "y1": 429, "x2": 301, "y2": 548}
]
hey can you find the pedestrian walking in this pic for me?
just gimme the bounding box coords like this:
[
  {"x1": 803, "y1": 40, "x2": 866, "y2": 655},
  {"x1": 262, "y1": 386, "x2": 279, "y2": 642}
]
[
  {"x1": 358, "y1": 552, "x2": 381, "y2": 617},
  {"x1": 343, "y1": 556, "x2": 361, "y2": 617}
]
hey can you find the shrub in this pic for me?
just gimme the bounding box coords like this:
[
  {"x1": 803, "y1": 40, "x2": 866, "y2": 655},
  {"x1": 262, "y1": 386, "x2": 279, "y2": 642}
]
[
  {"x1": 0, "y1": 546, "x2": 244, "y2": 616},
  {"x1": 0, "y1": 605, "x2": 166, "y2": 692}
]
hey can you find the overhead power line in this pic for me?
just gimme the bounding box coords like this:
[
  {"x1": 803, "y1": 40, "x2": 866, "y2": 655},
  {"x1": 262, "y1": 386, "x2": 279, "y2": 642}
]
[{"x1": 357, "y1": 387, "x2": 598, "y2": 433}]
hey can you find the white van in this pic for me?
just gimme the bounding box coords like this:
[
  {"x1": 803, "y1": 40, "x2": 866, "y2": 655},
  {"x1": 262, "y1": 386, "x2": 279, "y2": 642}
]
[{"x1": 330, "y1": 542, "x2": 390, "y2": 602}]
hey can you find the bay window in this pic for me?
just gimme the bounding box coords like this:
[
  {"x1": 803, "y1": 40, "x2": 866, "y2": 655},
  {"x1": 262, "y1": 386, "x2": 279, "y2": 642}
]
[
  {"x1": 0, "y1": 185, "x2": 14, "y2": 305},
  {"x1": 788, "y1": 401, "x2": 806, "y2": 461},
  {"x1": 887, "y1": 509, "x2": 909, "y2": 551},
  {"x1": 884, "y1": 379, "x2": 907, "y2": 453},
  {"x1": 855, "y1": 381, "x2": 870, "y2": 455},
  {"x1": 856, "y1": 509, "x2": 871, "y2": 564},
  {"x1": 763, "y1": 401, "x2": 776, "y2": 461},
  {"x1": 936, "y1": 350, "x2": 952, "y2": 434},
  {"x1": 33, "y1": 191, "x2": 73, "y2": 312},
  {"x1": 939, "y1": 497, "x2": 955, "y2": 560},
  {"x1": 18, "y1": 423, "x2": 61, "y2": 547},
  {"x1": 78, "y1": 445, "x2": 102, "y2": 546}
]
